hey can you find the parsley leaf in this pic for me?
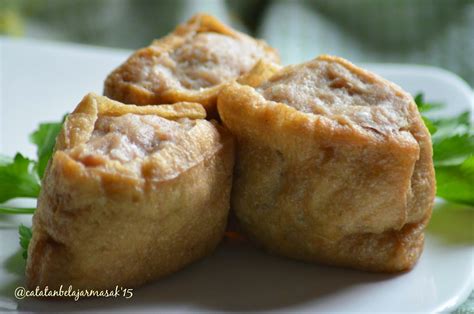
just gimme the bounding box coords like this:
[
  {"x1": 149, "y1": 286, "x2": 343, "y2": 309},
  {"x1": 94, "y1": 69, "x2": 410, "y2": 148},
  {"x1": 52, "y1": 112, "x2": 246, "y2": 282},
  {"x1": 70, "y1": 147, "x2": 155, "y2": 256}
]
[
  {"x1": 29, "y1": 118, "x2": 64, "y2": 178},
  {"x1": 0, "y1": 153, "x2": 40, "y2": 203},
  {"x1": 433, "y1": 133, "x2": 474, "y2": 167},
  {"x1": 415, "y1": 93, "x2": 474, "y2": 206},
  {"x1": 414, "y1": 94, "x2": 444, "y2": 113},
  {"x1": 2, "y1": 118, "x2": 64, "y2": 261},
  {"x1": 19, "y1": 224, "x2": 32, "y2": 259},
  {"x1": 0, "y1": 206, "x2": 35, "y2": 214},
  {"x1": 422, "y1": 116, "x2": 437, "y2": 134},
  {"x1": 435, "y1": 156, "x2": 474, "y2": 206},
  {"x1": 432, "y1": 112, "x2": 470, "y2": 139}
]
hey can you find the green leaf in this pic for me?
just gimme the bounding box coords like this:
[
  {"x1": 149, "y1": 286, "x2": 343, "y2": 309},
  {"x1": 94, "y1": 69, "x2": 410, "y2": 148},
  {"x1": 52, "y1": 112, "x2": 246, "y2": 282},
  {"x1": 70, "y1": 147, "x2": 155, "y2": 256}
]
[
  {"x1": 29, "y1": 118, "x2": 65, "y2": 178},
  {"x1": 19, "y1": 224, "x2": 32, "y2": 260},
  {"x1": 435, "y1": 156, "x2": 474, "y2": 206},
  {"x1": 431, "y1": 112, "x2": 473, "y2": 168},
  {"x1": 433, "y1": 134, "x2": 474, "y2": 166},
  {"x1": 422, "y1": 116, "x2": 437, "y2": 135},
  {"x1": 414, "y1": 93, "x2": 444, "y2": 113},
  {"x1": 0, "y1": 206, "x2": 35, "y2": 214},
  {"x1": 415, "y1": 93, "x2": 474, "y2": 206},
  {"x1": 429, "y1": 111, "x2": 473, "y2": 206},
  {"x1": 0, "y1": 153, "x2": 40, "y2": 203},
  {"x1": 431, "y1": 112, "x2": 471, "y2": 141},
  {"x1": 414, "y1": 93, "x2": 442, "y2": 135}
]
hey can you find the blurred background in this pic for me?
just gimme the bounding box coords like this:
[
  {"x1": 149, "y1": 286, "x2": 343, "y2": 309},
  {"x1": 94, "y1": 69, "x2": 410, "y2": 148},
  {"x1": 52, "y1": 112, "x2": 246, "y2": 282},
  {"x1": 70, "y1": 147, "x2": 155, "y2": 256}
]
[{"x1": 1, "y1": 0, "x2": 473, "y2": 86}]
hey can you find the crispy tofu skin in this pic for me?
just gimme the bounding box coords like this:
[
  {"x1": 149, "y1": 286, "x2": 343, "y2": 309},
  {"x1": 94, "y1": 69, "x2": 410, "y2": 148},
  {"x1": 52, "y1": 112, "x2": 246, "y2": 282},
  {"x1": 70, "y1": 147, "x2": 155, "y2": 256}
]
[
  {"x1": 104, "y1": 14, "x2": 279, "y2": 117},
  {"x1": 27, "y1": 93, "x2": 234, "y2": 289},
  {"x1": 217, "y1": 55, "x2": 435, "y2": 272}
]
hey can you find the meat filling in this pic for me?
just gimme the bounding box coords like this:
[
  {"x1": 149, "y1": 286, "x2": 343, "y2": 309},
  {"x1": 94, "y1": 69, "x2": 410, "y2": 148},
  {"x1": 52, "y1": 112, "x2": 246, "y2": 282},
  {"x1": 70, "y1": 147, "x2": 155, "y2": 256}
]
[
  {"x1": 72, "y1": 114, "x2": 194, "y2": 167},
  {"x1": 257, "y1": 60, "x2": 411, "y2": 135},
  {"x1": 149, "y1": 32, "x2": 276, "y2": 92}
]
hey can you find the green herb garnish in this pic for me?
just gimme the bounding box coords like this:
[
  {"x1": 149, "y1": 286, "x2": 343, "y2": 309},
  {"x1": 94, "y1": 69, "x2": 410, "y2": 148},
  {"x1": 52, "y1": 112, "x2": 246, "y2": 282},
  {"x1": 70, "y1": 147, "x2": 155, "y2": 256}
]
[
  {"x1": 0, "y1": 118, "x2": 64, "y2": 259},
  {"x1": 415, "y1": 94, "x2": 474, "y2": 206},
  {"x1": 19, "y1": 224, "x2": 33, "y2": 259},
  {"x1": 30, "y1": 119, "x2": 65, "y2": 178},
  {"x1": 0, "y1": 153, "x2": 40, "y2": 204}
]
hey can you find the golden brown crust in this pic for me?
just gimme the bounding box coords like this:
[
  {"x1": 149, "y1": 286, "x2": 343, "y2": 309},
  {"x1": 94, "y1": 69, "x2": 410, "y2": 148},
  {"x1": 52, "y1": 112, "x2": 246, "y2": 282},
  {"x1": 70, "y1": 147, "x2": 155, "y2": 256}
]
[
  {"x1": 217, "y1": 55, "x2": 435, "y2": 272},
  {"x1": 27, "y1": 93, "x2": 235, "y2": 289},
  {"x1": 56, "y1": 93, "x2": 206, "y2": 151},
  {"x1": 317, "y1": 56, "x2": 436, "y2": 225},
  {"x1": 104, "y1": 14, "x2": 280, "y2": 118},
  {"x1": 237, "y1": 60, "x2": 282, "y2": 88}
]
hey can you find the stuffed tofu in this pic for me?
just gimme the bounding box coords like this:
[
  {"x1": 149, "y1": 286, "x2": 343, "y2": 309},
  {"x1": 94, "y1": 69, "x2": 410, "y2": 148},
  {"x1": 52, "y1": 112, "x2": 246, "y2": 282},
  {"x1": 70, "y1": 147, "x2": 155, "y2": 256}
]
[
  {"x1": 27, "y1": 93, "x2": 234, "y2": 289},
  {"x1": 217, "y1": 55, "x2": 435, "y2": 272},
  {"x1": 104, "y1": 14, "x2": 279, "y2": 117}
]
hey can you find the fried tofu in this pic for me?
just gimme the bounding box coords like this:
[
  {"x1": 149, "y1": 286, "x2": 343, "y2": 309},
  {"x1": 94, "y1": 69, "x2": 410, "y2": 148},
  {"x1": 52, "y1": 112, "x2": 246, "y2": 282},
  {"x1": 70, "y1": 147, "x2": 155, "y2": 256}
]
[
  {"x1": 104, "y1": 14, "x2": 279, "y2": 117},
  {"x1": 217, "y1": 55, "x2": 435, "y2": 272},
  {"x1": 27, "y1": 93, "x2": 234, "y2": 289}
]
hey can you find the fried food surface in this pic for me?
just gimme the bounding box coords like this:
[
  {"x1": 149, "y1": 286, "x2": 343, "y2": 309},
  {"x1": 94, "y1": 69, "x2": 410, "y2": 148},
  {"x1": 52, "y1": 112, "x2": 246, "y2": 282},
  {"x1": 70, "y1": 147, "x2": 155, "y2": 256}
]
[
  {"x1": 27, "y1": 93, "x2": 235, "y2": 289},
  {"x1": 217, "y1": 56, "x2": 435, "y2": 272},
  {"x1": 104, "y1": 14, "x2": 279, "y2": 116}
]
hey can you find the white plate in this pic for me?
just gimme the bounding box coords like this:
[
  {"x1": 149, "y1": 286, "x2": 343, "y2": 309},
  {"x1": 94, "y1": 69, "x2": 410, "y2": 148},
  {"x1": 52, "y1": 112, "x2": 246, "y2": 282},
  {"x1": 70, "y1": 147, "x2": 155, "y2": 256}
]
[{"x1": 0, "y1": 37, "x2": 473, "y2": 313}]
